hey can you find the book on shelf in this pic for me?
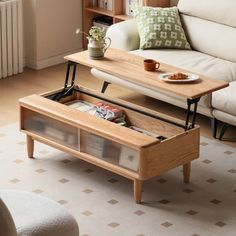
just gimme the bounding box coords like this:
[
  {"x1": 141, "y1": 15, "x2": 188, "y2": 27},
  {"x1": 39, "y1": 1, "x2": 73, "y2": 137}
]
[
  {"x1": 98, "y1": 0, "x2": 113, "y2": 11},
  {"x1": 125, "y1": 0, "x2": 144, "y2": 16},
  {"x1": 92, "y1": 0, "x2": 98, "y2": 7}
]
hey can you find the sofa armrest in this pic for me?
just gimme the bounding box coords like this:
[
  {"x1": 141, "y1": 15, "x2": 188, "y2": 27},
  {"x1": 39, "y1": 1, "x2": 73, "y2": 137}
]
[{"x1": 106, "y1": 19, "x2": 140, "y2": 51}]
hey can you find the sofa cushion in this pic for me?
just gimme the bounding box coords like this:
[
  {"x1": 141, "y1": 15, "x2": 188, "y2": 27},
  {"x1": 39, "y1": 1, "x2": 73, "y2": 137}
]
[
  {"x1": 212, "y1": 81, "x2": 236, "y2": 117},
  {"x1": 212, "y1": 110, "x2": 236, "y2": 126},
  {"x1": 178, "y1": 0, "x2": 236, "y2": 28},
  {"x1": 133, "y1": 6, "x2": 191, "y2": 50},
  {"x1": 180, "y1": 15, "x2": 236, "y2": 63}
]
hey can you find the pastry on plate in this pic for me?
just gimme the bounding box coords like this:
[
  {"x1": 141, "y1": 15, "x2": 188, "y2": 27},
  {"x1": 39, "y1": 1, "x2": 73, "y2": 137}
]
[{"x1": 168, "y1": 72, "x2": 188, "y2": 80}]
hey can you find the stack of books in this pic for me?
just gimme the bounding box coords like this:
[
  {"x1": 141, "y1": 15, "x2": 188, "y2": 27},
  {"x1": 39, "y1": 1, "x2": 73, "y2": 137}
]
[{"x1": 93, "y1": 16, "x2": 113, "y2": 30}]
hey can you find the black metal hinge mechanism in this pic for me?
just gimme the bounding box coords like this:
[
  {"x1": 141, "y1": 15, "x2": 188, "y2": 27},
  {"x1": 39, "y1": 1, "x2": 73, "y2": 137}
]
[
  {"x1": 52, "y1": 61, "x2": 77, "y2": 101},
  {"x1": 185, "y1": 97, "x2": 200, "y2": 130}
]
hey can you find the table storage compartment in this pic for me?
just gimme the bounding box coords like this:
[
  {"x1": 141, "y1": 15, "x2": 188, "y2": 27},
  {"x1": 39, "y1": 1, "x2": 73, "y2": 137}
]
[
  {"x1": 23, "y1": 109, "x2": 79, "y2": 150},
  {"x1": 19, "y1": 86, "x2": 200, "y2": 203}
]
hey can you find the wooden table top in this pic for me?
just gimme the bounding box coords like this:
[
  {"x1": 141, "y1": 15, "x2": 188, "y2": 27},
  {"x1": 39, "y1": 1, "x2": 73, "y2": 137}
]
[{"x1": 65, "y1": 48, "x2": 229, "y2": 100}]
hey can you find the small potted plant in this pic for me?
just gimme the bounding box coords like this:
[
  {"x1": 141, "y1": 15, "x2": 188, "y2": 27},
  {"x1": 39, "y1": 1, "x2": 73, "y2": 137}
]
[{"x1": 76, "y1": 26, "x2": 111, "y2": 59}]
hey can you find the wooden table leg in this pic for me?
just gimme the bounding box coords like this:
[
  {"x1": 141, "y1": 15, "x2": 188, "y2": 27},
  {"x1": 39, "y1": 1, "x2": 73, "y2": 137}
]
[
  {"x1": 183, "y1": 162, "x2": 191, "y2": 183},
  {"x1": 134, "y1": 179, "x2": 143, "y2": 204},
  {"x1": 27, "y1": 135, "x2": 34, "y2": 159}
]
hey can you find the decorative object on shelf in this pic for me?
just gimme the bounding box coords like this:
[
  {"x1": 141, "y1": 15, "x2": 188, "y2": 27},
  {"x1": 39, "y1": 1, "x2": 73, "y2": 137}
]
[{"x1": 87, "y1": 26, "x2": 111, "y2": 59}]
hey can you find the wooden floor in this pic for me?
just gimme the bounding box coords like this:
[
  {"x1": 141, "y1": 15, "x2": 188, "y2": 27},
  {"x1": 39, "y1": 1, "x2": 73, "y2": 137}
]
[{"x1": 1, "y1": 63, "x2": 235, "y2": 146}]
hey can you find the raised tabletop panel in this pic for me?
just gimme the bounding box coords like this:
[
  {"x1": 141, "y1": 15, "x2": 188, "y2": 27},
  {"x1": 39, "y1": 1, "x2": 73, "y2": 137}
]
[{"x1": 65, "y1": 49, "x2": 228, "y2": 99}]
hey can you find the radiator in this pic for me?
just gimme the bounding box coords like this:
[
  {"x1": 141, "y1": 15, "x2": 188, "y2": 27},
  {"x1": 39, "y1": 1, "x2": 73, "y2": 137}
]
[{"x1": 0, "y1": 0, "x2": 23, "y2": 79}]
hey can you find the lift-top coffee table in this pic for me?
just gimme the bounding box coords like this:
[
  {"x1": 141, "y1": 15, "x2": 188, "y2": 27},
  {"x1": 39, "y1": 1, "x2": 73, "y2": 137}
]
[{"x1": 19, "y1": 48, "x2": 228, "y2": 203}]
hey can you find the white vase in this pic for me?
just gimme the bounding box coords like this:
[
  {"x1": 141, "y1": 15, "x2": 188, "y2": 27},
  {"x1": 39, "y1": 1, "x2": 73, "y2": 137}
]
[{"x1": 88, "y1": 37, "x2": 111, "y2": 60}]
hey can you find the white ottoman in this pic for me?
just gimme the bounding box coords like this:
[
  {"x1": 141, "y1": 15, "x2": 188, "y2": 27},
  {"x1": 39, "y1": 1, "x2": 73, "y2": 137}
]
[
  {"x1": 212, "y1": 81, "x2": 236, "y2": 139},
  {"x1": 0, "y1": 190, "x2": 79, "y2": 236}
]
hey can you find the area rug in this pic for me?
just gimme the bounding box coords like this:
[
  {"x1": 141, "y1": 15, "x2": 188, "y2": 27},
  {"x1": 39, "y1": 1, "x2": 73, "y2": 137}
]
[{"x1": 0, "y1": 123, "x2": 236, "y2": 236}]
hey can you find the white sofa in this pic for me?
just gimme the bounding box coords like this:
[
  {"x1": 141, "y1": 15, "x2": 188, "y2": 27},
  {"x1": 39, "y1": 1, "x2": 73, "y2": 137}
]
[{"x1": 91, "y1": 0, "x2": 236, "y2": 139}]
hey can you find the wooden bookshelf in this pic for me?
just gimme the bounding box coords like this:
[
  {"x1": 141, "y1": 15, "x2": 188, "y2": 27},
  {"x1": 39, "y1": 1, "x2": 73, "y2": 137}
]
[{"x1": 82, "y1": 0, "x2": 170, "y2": 48}]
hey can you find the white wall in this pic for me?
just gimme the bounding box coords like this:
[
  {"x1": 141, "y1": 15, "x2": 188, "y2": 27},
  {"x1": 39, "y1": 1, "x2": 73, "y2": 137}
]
[{"x1": 23, "y1": 0, "x2": 82, "y2": 69}]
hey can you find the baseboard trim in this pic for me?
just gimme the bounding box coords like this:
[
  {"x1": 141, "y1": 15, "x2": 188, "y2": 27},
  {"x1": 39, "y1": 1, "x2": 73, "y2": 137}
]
[{"x1": 25, "y1": 49, "x2": 83, "y2": 70}]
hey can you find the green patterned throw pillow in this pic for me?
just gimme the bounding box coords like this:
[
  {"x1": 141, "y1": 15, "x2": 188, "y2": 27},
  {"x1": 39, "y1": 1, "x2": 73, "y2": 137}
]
[{"x1": 133, "y1": 6, "x2": 191, "y2": 50}]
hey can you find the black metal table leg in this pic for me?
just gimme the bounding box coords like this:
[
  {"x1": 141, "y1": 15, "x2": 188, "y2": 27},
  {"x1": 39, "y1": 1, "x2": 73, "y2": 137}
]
[
  {"x1": 211, "y1": 118, "x2": 218, "y2": 138},
  {"x1": 52, "y1": 61, "x2": 77, "y2": 101},
  {"x1": 219, "y1": 123, "x2": 230, "y2": 140},
  {"x1": 101, "y1": 81, "x2": 110, "y2": 93},
  {"x1": 185, "y1": 98, "x2": 200, "y2": 130}
]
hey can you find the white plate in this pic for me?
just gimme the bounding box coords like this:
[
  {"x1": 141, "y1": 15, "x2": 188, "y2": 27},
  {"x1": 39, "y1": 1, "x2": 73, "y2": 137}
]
[{"x1": 160, "y1": 73, "x2": 199, "y2": 83}]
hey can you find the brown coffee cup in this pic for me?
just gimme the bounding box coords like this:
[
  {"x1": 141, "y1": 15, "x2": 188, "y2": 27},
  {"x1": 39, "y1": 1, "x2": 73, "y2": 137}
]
[{"x1": 144, "y1": 59, "x2": 160, "y2": 72}]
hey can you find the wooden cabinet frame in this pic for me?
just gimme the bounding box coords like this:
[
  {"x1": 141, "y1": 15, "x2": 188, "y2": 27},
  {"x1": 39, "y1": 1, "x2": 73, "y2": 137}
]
[{"x1": 20, "y1": 86, "x2": 199, "y2": 203}]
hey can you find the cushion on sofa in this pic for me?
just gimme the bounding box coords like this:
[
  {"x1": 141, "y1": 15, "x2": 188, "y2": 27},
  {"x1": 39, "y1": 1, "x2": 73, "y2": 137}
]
[
  {"x1": 178, "y1": 0, "x2": 236, "y2": 28},
  {"x1": 180, "y1": 15, "x2": 236, "y2": 63},
  {"x1": 133, "y1": 6, "x2": 191, "y2": 50},
  {"x1": 212, "y1": 82, "x2": 236, "y2": 117},
  {"x1": 212, "y1": 110, "x2": 236, "y2": 126},
  {"x1": 178, "y1": 0, "x2": 236, "y2": 63}
]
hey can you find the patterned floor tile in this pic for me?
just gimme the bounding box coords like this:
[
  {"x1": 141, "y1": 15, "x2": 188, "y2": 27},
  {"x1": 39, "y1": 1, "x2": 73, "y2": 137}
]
[
  {"x1": 82, "y1": 189, "x2": 93, "y2": 194},
  {"x1": 107, "y1": 199, "x2": 119, "y2": 205},
  {"x1": 161, "y1": 222, "x2": 173, "y2": 228},
  {"x1": 13, "y1": 159, "x2": 24, "y2": 164},
  {"x1": 58, "y1": 178, "x2": 70, "y2": 183},
  {"x1": 108, "y1": 222, "x2": 120, "y2": 228},
  {"x1": 186, "y1": 210, "x2": 198, "y2": 216},
  {"x1": 206, "y1": 178, "x2": 217, "y2": 183},
  {"x1": 228, "y1": 169, "x2": 236, "y2": 174},
  {"x1": 224, "y1": 151, "x2": 234, "y2": 155},
  {"x1": 210, "y1": 199, "x2": 222, "y2": 204},
  {"x1": 58, "y1": 200, "x2": 68, "y2": 205},
  {"x1": 202, "y1": 159, "x2": 212, "y2": 164},
  {"x1": 10, "y1": 178, "x2": 20, "y2": 183},
  {"x1": 183, "y1": 188, "x2": 194, "y2": 193},
  {"x1": 84, "y1": 168, "x2": 94, "y2": 174},
  {"x1": 159, "y1": 199, "x2": 171, "y2": 204},
  {"x1": 32, "y1": 189, "x2": 44, "y2": 194},
  {"x1": 35, "y1": 168, "x2": 46, "y2": 173},
  {"x1": 133, "y1": 210, "x2": 145, "y2": 216},
  {"x1": 157, "y1": 178, "x2": 168, "y2": 183},
  {"x1": 82, "y1": 211, "x2": 93, "y2": 216},
  {"x1": 108, "y1": 178, "x2": 118, "y2": 183},
  {"x1": 215, "y1": 221, "x2": 227, "y2": 227},
  {"x1": 61, "y1": 159, "x2": 72, "y2": 164}
]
